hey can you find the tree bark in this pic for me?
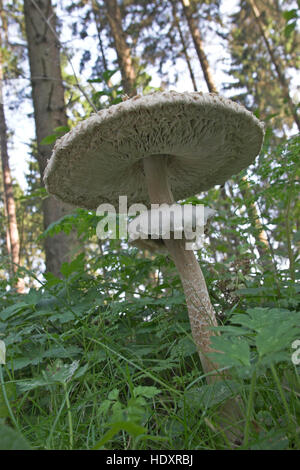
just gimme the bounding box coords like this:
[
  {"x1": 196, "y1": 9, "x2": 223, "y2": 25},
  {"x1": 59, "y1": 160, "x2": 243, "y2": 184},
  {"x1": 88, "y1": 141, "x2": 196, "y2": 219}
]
[
  {"x1": 0, "y1": 9, "x2": 24, "y2": 293},
  {"x1": 180, "y1": 0, "x2": 217, "y2": 93},
  {"x1": 247, "y1": 0, "x2": 300, "y2": 131},
  {"x1": 24, "y1": 0, "x2": 78, "y2": 277},
  {"x1": 103, "y1": 0, "x2": 137, "y2": 96}
]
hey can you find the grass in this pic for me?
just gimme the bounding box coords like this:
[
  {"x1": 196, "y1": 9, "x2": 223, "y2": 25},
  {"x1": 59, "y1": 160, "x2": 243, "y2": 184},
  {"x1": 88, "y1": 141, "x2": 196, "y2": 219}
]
[
  {"x1": 0, "y1": 282, "x2": 299, "y2": 450},
  {"x1": 0, "y1": 244, "x2": 299, "y2": 450}
]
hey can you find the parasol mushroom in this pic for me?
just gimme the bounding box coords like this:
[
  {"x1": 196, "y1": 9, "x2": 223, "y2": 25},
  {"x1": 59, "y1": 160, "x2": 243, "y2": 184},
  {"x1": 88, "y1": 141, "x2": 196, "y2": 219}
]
[{"x1": 44, "y1": 91, "x2": 264, "y2": 440}]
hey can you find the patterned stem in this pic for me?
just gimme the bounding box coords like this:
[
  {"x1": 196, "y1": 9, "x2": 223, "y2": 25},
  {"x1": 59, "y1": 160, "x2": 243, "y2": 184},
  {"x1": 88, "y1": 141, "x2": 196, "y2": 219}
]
[{"x1": 143, "y1": 155, "x2": 220, "y2": 381}]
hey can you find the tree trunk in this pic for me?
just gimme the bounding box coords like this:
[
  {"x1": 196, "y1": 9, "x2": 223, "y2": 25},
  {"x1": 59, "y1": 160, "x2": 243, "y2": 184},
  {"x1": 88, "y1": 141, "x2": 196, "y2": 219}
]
[
  {"x1": 247, "y1": 0, "x2": 300, "y2": 131},
  {"x1": 0, "y1": 14, "x2": 24, "y2": 293},
  {"x1": 103, "y1": 0, "x2": 137, "y2": 96},
  {"x1": 90, "y1": 0, "x2": 109, "y2": 74},
  {"x1": 24, "y1": 0, "x2": 78, "y2": 277},
  {"x1": 170, "y1": 0, "x2": 198, "y2": 92},
  {"x1": 180, "y1": 0, "x2": 217, "y2": 93}
]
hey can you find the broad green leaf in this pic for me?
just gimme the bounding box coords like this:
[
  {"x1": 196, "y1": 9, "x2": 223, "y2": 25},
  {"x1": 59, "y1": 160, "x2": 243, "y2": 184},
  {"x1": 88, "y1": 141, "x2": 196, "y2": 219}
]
[
  {"x1": 284, "y1": 22, "x2": 296, "y2": 38},
  {"x1": 0, "y1": 425, "x2": 31, "y2": 450},
  {"x1": 183, "y1": 380, "x2": 242, "y2": 410},
  {"x1": 209, "y1": 336, "x2": 251, "y2": 368},
  {"x1": 133, "y1": 386, "x2": 161, "y2": 399},
  {"x1": 92, "y1": 421, "x2": 146, "y2": 449},
  {"x1": 250, "y1": 430, "x2": 289, "y2": 450},
  {"x1": 0, "y1": 303, "x2": 31, "y2": 321},
  {"x1": 53, "y1": 126, "x2": 70, "y2": 134},
  {"x1": 43, "y1": 272, "x2": 62, "y2": 287},
  {"x1": 282, "y1": 9, "x2": 298, "y2": 21},
  {"x1": 60, "y1": 253, "x2": 85, "y2": 278},
  {"x1": 18, "y1": 361, "x2": 81, "y2": 391},
  {"x1": 40, "y1": 134, "x2": 57, "y2": 145}
]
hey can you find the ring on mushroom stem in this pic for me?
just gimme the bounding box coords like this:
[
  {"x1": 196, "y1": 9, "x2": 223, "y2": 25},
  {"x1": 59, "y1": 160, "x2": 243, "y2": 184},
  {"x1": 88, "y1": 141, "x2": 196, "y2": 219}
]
[{"x1": 44, "y1": 91, "x2": 264, "y2": 443}]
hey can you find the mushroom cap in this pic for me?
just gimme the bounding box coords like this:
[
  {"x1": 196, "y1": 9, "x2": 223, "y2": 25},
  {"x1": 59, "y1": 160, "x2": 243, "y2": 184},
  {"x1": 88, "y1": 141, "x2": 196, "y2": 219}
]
[{"x1": 44, "y1": 91, "x2": 264, "y2": 210}]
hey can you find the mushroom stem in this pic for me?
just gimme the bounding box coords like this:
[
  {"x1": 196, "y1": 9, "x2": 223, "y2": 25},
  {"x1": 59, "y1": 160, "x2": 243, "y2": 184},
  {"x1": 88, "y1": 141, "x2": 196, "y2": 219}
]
[
  {"x1": 143, "y1": 155, "x2": 244, "y2": 443},
  {"x1": 143, "y1": 155, "x2": 220, "y2": 382}
]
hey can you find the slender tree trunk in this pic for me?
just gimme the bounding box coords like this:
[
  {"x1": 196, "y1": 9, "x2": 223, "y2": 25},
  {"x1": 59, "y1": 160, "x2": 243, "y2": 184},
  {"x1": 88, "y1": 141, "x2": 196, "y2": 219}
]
[
  {"x1": 170, "y1": 0, "x2": 198, "y2": 92},
  {"x1": 103, "y1": 0, "x2": 137, "y2": 96},
  {"x1": 0, "y1": 16, "x2": 24, "y2": 293},
  {"x1": 24, "y1": 0, "x2": 78, "y2": 277},
  {"x1": 180, "y1": 0, "x2": 217, "y2": 93},
  {"x1": 247, "y1": 0, "x2": 300, "y2": 131},
  {"x1": 90, "y1": 0, "x2": 109, "y2": 74}
]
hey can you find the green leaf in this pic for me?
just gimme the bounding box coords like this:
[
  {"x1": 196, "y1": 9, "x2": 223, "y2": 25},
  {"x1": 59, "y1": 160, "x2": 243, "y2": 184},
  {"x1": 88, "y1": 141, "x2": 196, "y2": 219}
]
[
  {"x1": 40, "y1": 126, "x2": 69, "y2": 145},
  {"x1": 40, "y1": 134, "x2": 57, "y2": 145},
  {"x1": 250, "y1": 430, "x2": 289, "y2": 450},
  {"x1": 184, "y1": 380, "x2": 242, "y2": 410},
  {"x1": 284, "y1": 22, "x2": 296, "y2": 38},
  {"x1": 108, "y1": 388, "x2": 119, "y2": 401},
  {"x1": 282, "y1": 9, "x2": 298, "y2": 21},
  {"x1": 43, "y1": 272, "x2": 62, "y2": 287},
  {"x1": 0, "y1": 302, "x2": 31, "y2": 321},
  {"x1": 60, "y1": 253, "x2": 85, "y2": 278},
  {"x1": 92, "y1": 421, "x2": 147, "y2": 449},
  {"x1": 133, "y1": 386, "x2": 161, "y2": 399},
  {"x1": 53, "y1": 126, "x2": 70, "y2": 135},
  {"x1": 209, "y1": 336, "x2": 251, "y2": 368},
  {"x1": 18, "y1": 361, "x2": 81, "y2": 391},
  {"x1": 0, "y1": 425, "x2": 31, "y2": 450}
]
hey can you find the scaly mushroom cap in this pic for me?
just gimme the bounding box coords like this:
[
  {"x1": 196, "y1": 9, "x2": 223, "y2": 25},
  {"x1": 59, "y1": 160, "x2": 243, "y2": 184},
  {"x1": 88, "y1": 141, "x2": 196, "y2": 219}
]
[{"x1": 44, "y1": 91, "x2": 264, "y2": 209}]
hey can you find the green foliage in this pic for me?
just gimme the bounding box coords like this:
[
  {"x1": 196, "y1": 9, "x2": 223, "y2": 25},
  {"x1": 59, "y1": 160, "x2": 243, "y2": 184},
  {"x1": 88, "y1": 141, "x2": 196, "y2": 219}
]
[
  {"x1": 210, "y1": 307, "x2": 300, "y2": 374},
  {"x1": 0, "y1": 233, "x2": 299, "y2": 449},
  {"x1": 283, "y1": 7, "x2": 299, "y2": 38},
  {"x1": 0, "y1": 424, "x2": 31, "y2": 450},
  {"x1": 40, "y1": 126, "x2": 70, "y2": 146},
  {"x1": 227, "y1": 0, "x2": 299, "y2": 131}
]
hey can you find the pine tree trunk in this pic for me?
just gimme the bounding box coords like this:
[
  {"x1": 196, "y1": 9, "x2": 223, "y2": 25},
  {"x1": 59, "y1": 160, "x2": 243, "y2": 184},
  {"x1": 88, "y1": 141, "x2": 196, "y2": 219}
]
[
  {"x1": 170, "y1": 0, "x2": 198, "y2": 92},
  {"x1": 0, "y1": 23, "x2": 24, "y2": 293},
  {"x1": 247, "y1": 0, "x2": 300, "y2": 131},
  {"x1": 24, "y1": 0, "x2": 78, "y2": 277},
  {"x1": 180, "y1": 0, "x2": 217, "y2": 93},
  {"x1": 103, "y1": 0, "x2": 137, "y2": 96},
  {"x1": 90, "y1": 0, "x2": 109, "y2": 73}
]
